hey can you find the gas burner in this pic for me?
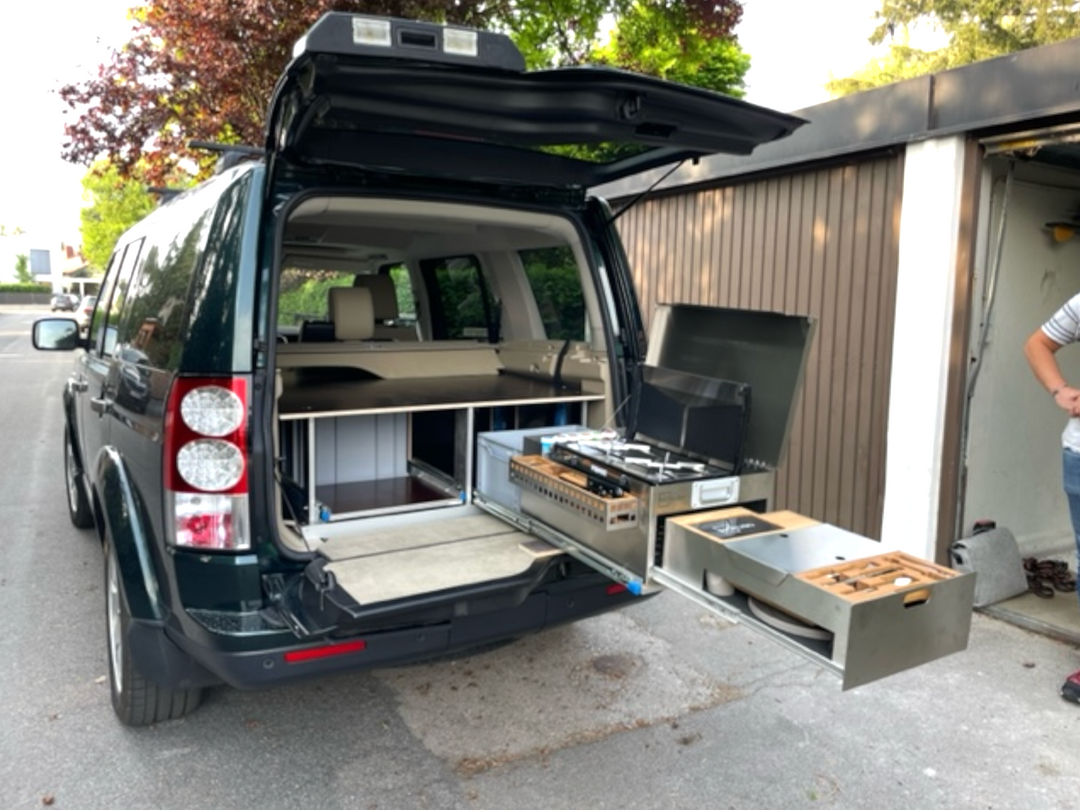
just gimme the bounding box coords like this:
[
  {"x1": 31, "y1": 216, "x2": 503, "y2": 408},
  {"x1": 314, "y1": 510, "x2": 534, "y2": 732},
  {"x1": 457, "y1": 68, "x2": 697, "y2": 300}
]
[
  {"x1": 620, "y1": 456, "x2": 706, "y2": 473},
  {"x1": 555, "y1": 435, "x2": 730, "y2": 484},
  {"x1": 570, "y1": 438, "x2": 651, "y2": 456}
]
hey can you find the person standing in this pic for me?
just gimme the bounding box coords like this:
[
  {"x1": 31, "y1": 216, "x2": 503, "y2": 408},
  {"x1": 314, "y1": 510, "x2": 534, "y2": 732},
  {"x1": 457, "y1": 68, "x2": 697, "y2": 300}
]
[{"x1": 1025, "y1": 292, "x2": 1080, "y2": 703}]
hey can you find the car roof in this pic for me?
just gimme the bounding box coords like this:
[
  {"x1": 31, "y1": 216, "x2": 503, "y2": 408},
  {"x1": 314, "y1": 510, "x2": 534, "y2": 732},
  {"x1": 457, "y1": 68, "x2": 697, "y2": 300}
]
[{"x1": 265, "y1": 14, "x2": 806, "y2": 191}]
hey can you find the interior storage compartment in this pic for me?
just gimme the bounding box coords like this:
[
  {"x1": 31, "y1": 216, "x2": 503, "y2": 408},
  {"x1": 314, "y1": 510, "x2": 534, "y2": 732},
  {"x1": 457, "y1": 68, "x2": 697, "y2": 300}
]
[
  {"x1": 313, "y1": 412, "x2": 462, "y2": 519},
  {"x1": 278, "y1": 396, "x2": 594, "y2": 528},
  {"x1": 658, "y1": 507, "x2": 976, "y2": 688}
]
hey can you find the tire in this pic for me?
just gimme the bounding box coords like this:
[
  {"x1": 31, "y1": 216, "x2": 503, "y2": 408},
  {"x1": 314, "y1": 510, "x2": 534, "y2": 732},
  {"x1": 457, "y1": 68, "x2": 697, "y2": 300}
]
[
  {"x1": 64, "y1": 429, "x2": 94, "y2": 529},
  {"x1": 105, "y1": 539, "x2": 203, "y2": 726}
]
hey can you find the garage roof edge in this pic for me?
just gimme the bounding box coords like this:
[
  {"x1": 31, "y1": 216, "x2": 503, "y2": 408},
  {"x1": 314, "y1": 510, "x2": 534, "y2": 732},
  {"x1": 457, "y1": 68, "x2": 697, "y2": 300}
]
[{"x1": 592, "y1": 36, "x2": 1080, "y2": 200}]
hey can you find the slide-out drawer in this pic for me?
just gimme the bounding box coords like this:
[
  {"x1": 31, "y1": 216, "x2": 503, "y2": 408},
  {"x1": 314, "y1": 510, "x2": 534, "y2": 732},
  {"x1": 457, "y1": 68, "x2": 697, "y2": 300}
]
[{"x1": 657, "y1": 508, "x2": 975, "y2": 689}]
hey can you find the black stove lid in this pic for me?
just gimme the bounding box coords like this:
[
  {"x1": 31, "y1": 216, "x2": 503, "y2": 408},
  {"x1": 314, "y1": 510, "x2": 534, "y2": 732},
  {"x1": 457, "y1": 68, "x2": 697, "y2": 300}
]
[{"x1": 642, "y1": 304, "x2": 815, "y2": 470}]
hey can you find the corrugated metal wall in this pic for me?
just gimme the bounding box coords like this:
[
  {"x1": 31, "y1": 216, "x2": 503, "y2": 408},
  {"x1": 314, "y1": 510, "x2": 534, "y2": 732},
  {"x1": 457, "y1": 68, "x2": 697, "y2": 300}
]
[{"x1": 615, "y1": 154, "x2": 903, "y2": 537}]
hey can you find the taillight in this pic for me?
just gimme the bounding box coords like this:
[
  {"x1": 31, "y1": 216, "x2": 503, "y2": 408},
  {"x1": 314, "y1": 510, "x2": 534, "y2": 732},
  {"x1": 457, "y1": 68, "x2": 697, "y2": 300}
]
[{"x1": 164, "y1": 377, "x2": 250, "y2": 551}]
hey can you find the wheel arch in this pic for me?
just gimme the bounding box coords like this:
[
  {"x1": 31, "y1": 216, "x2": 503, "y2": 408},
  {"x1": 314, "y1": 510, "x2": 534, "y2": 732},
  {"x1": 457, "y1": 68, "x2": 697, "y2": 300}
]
[
  {"x1": 94, "y1": 446, "x2": 167, "y2": 623},
  {"x1": 61, "y1": 384, "x2": 90, "y2": 505}
]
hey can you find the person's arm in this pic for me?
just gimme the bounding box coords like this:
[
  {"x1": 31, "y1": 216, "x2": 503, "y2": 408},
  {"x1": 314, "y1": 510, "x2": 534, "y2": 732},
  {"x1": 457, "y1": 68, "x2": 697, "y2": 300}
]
[{"x1": 1025, "y1": 328, "x2": 1080, "y2": 413}]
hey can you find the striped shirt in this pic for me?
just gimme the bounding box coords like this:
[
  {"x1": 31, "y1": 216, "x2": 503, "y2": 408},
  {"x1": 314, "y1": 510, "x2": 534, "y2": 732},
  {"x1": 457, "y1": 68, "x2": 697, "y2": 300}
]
[
  {"x1": 1042, "y1": 292, "x2": 1080, "y2": 450},
  {"x1": 1042, "y1": 293, "x2": 1080, "y2": 346}
]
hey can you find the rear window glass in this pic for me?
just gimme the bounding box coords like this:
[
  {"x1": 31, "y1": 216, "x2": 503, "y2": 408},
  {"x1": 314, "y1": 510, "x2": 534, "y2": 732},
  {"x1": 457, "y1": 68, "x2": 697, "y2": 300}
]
[
  {"x1": 520, "y1": 246, "x2": 586, "y2": 341},
  {"x1": 277, "y1": 269, "x2": 354, "y2": 327},
  {"x1": 421, "y1": 256, "x2": 496, "y2": 341},
  {"x1": 382, "y1": 264, "x2": 415, "y2": 321}
]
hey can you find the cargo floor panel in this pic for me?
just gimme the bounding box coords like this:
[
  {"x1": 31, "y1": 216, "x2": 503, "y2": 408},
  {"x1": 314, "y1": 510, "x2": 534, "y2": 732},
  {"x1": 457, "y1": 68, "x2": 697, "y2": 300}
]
[
  {"x1": 324, "y1": 532, "x2": 547, "y2": 605},
  {"x1": 319, "y1": 513, "x2": 518, "y2": 562}
]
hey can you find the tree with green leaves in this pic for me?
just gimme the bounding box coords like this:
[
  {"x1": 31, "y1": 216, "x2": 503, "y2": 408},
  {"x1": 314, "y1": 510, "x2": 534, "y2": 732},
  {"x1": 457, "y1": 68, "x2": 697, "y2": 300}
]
[
  {"x1": 593, "y1": 1, "x2": 749, "y2": 91},
  {"x1": 60, "y1": 0, "x2": 748, "y2": 186},
  {"x1": 826, "y1": 0, "x2": 1080, "y2": 97},
  {"x1": 79, "y1": 163, "x2": 159, "y2": 271},
  {"x1": 14, "y1": 254, "x2": 32, "y2": 284}
]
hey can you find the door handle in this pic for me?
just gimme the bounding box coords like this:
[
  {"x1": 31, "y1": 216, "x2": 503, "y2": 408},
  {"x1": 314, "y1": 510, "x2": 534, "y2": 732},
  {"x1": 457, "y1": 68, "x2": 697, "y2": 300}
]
[{"x1": 90, "y1": 396, "x2": 113, "y2": 416}]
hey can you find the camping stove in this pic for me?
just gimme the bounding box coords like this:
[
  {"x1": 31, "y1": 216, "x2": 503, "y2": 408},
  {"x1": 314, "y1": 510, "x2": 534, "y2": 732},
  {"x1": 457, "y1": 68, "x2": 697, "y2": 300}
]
[{"x1": 511, "y1": 434, "x2": 776, "y2": 581}]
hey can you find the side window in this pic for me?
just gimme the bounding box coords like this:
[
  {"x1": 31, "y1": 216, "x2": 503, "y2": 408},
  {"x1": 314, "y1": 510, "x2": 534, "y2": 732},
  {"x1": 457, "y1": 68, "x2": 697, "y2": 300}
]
[
  {"x1": 519, "y1": 246, "x2": 586, "y2": 342},
  {"x1": 116, "y1": 202, "x2": 213, "y2": 370},
  {"x1": 382, "y1": 264, "x2": 416, "y2": 321},
  {"x1": 90, "y1": 239, "x2": 145, "y2": 357},
  {"x1": 420, "y1": 256, "x2": 496, "y2": 341}
]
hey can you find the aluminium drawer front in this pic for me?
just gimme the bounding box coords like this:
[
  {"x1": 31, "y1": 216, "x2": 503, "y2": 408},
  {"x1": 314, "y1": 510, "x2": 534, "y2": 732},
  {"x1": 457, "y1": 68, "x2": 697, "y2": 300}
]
[{"x1": 658, "y1": 508, "x2": 975, "y2": 689}]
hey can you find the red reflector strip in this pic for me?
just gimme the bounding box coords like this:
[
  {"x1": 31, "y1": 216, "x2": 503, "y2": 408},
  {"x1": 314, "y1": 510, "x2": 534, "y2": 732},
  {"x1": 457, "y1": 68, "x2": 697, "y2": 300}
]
[
  {"x1": 284, "y1": 640, "x2": 366, "y2": 664},
  {"x1": 605, "y1": 583, "x2": 628, "y2": 596}
]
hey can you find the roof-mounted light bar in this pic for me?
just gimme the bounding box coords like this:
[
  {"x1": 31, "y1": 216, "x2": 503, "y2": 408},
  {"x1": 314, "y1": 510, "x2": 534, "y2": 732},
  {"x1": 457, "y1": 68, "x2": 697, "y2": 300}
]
[
  {"x1": 291, "y1": 13, "x2": 523, "y2": 71},
  {"x1": 352, "y1": 18, "x2": 392, "y2": 48}
]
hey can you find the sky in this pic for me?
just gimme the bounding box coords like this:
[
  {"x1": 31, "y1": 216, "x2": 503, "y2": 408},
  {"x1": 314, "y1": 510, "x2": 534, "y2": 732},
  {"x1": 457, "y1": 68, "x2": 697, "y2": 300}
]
[
  {"x1": 739, "y1": 0, "x2": 884, "y2": 111},
  {"x1": 0, "y1": 0, "x2": 884, "y2": 250},
  {"x1": 1, "y1": 0, "x2": 137, "y2": 246}
]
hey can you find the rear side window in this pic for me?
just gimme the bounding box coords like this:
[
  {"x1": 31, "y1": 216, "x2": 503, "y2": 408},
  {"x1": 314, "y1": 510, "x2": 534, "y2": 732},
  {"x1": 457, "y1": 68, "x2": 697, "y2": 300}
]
[
  {"x1": 421, "y1": 256, "x2": 497, "y2": 341},
  {"x1": 520, "y1": 246, "x2": 586, "y2": 341},
  {"x1": 116, "y1": 199, "x2": 214, "y2": 370}
]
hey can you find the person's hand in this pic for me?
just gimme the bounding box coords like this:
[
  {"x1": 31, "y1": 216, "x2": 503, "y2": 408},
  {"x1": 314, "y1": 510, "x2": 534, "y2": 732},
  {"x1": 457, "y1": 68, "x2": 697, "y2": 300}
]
[{"x1": 1053, "y1": 386, "x2": 1080, "y2": 415}]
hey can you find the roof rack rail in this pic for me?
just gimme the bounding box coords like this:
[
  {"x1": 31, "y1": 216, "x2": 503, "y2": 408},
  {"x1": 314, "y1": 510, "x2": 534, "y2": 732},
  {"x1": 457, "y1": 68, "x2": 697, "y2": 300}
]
[
  {"x1": 147, "y1": 186, "x2": 184, "y2": 203},
  {"x1": 188, "y1": 140, "x2": 266, "y2": 174}
]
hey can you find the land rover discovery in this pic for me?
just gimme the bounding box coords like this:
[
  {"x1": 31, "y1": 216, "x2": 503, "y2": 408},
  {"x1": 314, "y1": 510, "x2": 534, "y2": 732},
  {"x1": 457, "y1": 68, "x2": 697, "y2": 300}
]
[{"x1": 32, "y1": 13, "x2": 818, "y2": 725}]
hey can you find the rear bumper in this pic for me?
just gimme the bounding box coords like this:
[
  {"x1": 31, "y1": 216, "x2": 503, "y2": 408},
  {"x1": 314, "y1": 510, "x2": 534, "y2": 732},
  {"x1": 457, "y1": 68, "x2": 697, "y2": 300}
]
[{"x1": 135, "y1": 575, "x2": 641, "y2": 690}]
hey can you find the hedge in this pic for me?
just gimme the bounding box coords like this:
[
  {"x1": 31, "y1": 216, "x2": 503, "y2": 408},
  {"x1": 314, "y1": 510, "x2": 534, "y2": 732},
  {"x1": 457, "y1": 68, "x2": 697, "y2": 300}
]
[{"x1": 0, "y1": 283, "x2": 52, "y2": 293}]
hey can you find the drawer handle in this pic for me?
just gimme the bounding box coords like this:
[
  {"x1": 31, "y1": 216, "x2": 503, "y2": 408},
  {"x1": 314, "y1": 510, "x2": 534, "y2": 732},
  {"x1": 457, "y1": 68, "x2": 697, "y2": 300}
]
[{"x1": 903, "y1": 588, "x2": 931, "y2": 607}]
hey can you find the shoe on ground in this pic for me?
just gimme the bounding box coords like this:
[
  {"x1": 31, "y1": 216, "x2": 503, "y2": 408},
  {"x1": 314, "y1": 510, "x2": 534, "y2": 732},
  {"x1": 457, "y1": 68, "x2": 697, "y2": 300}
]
[{"x1": 1061, "y1": 670, "x2": 1080, "y2": 704}]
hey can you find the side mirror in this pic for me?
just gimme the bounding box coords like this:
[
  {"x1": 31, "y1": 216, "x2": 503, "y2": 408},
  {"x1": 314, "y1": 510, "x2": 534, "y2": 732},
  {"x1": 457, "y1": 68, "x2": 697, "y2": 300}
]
[{"x1": 33, "y1": 318, "x2": 83, "y2": 351}]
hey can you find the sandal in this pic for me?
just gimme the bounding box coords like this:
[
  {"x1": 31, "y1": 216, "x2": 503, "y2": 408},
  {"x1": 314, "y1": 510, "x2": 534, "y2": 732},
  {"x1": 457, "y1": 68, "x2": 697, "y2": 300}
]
[
  {"x1": 1023, "y1": 557, "x2": 1076, "y2": 595},
  {"x1": 1027, "y1": 572, "x2": 1055, "y2": 598},
  {"x1": 1047, "y1": 561, "x2": 1076, "y2": 592}
]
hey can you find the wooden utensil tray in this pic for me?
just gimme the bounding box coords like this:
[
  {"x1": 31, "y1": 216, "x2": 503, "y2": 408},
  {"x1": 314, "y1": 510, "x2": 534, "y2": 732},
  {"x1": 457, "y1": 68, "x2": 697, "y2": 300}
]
[
  {"x1": 509, "y1": 454, "x2": 638, "y2": 531},
  {"x1": 797, "y1": 551, "x2": 955, "y2": 603}
]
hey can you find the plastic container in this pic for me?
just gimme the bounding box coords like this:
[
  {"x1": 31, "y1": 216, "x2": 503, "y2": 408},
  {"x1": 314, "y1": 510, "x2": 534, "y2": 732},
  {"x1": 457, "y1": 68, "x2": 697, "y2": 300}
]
[{"x1": 476, "y1": 425, "x2": 585, "y2": 511}]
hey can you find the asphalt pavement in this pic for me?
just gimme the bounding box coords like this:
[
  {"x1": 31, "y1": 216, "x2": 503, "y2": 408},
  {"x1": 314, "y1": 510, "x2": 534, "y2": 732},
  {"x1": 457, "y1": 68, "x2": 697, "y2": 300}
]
[{"x1": 3, "y1": 304, "x2": 1080, "y2": 810}]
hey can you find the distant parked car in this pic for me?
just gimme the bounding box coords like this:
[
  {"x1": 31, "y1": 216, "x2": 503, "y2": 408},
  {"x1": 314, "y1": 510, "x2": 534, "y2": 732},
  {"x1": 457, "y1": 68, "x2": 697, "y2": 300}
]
[
  {"x1": 76, "y1": 295, "x2": 96, "y2": 330},
  {"x1": 50, "y1": 293, "x2": 77, "y2": 312}
]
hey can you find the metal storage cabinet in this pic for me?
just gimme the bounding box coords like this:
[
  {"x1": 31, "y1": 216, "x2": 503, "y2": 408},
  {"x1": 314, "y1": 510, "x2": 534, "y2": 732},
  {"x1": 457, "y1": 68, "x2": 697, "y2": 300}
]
[{"x1": 659, "y1": 508, "x2": 976, "y2": 689}]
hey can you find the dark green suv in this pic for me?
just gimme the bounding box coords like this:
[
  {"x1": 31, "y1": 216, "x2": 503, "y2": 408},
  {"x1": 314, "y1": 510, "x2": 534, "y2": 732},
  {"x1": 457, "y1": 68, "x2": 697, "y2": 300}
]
[{"x1": 33, "y1": 13, "x2": 808, "y2": 725}]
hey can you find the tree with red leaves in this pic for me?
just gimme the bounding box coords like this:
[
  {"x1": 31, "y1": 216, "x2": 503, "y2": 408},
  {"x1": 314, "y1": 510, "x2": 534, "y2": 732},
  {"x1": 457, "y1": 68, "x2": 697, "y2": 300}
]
[{"x1": 61, "y1": 0, "x2": 746, "y2": 185}]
